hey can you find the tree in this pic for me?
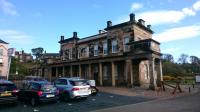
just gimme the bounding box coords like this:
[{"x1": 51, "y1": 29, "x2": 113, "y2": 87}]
[
  {"x1": 190, "y1": 56, "x2": 199, "y2": 65},
  {"x1": 31, "y1": 47, "x2": 44, "y2": 60},
  {"x1": 31, "y1": 47, "x2": 44, "y2": 75},
  {"x1": 162, "y1": 53, "x2": 174, "y2": 62},
  {"x1": 178, "y1": 54, "x2": 189, "y2": 64}
]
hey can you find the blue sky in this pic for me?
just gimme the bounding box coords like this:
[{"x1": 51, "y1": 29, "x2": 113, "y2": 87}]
[{"x1": 0, "y1": 0, "x2": 200, "y2": 61}]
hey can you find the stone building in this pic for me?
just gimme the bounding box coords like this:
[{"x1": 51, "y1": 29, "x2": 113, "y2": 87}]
[
  {"x1": 41, "y1": 13, "x2": 162, "y2": 89},
  {"x1": 0, "y1": 39, "x2": 9, "y2": 77},
  {"x1": 15, "y1": 50, "x2": 33, "y2": 63}
]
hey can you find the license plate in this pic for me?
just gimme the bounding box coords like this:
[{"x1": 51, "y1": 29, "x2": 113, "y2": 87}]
[
  {"x1": 46, "y1": 94, "x2": 55, "y2": 98},
  {"x1": 0, "y1": 93, "x2": 12, "y2": 97}
]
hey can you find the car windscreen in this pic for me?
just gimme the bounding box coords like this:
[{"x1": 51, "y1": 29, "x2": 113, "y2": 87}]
[
  {"x1": 41, "y1": 84, "x2": 56, "y2": 92},
  {"x1": 69, "y1": 80, "x2": 89, "y2": 86},
  {"x1": 34, "y1": 78, "x2": 46, "y2": 81},
  {"x1": 0, "y1": 84, "x2": 16, "y2": 92}
]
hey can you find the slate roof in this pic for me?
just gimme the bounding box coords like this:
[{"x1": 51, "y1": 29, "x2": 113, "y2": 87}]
[{"x1": 0, "y1": 39, "x2": 8, "y2": 44}]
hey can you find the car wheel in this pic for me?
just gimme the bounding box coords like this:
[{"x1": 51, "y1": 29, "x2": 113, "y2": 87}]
[
  {"x1": 82, "y1": 97, "x2": 88, "y2": 100},
  {"x1": 63, "y1": 93, "x2": 70, "y2": 102},
  {"x1": 30, "y1": 97, "x2": 37, "y2": 106}
]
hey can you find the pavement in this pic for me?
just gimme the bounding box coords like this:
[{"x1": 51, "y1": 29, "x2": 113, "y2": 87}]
[
  {"x1": 97, "y1": 84, "x2": 200, "y2": 99},
  {"x1": 93, "y1": 91, "x2": 200, "y2": 112},
  {"x1": 93, "y1": 84, "x2": 200, "y2": 112}
]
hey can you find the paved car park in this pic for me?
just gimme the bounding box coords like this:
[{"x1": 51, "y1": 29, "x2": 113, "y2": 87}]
[{"x1": 0, "y1": 92, "x2": 152, "y2": 112}]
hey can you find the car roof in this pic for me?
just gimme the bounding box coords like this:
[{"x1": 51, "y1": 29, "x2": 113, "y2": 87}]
[
  {"x1": 25, "y1": 76, "x2": 41, "y2": 78},
  {"x1": 30, "y1": 81, "x2": 50, "y2": 85},
  {"x1": 58, "y1": 77, "x2": 86, "y2": 81},
  {"x1": 0, "y1": 79, "x2": 14, "y2": 84}
]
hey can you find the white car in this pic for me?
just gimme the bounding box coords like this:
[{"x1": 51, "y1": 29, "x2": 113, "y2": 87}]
[{"x1": 54, "y1": 77, "x2": 91, "y2": 101}]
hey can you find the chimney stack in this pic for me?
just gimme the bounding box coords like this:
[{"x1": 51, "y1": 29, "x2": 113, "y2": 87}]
[
  {"x1": 129, "y1": 13, "x2": 135, "y2": 21},
  {"x1": 73, "y1": 32, "x2": 77, "y2": 38},
  {"x1": 138, "y1": 19, "x2": 145, "y2": 26},
  {"x1": 147, "y1": 25, "x2": 151, "y2": 29},
  {"x1": 107, "y1": 21, "x2": 112, "y2": 28},
  {"x1": 99, "y1": 30, "x2": 102, "y2": 34},
  {"x1": 60, "y1": 35, "x2": 64, "y2": 41}
]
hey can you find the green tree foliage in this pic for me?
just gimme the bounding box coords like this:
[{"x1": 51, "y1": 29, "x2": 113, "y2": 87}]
[
  {"x1": 178, "y1": 53, "x2": 189, "y2": 64},
  {"x1": 10, "y1": 57, "x2": 34, "y2": 76},
  {"x1": 162, "y1": 53, "x2": 174, "y2": 62},
  {"x1": 162, "y1": 53, "x2": 200, "y2": 77},
  {"x1": 31, "y1": 47, "x2": 44, "y2": 60}
]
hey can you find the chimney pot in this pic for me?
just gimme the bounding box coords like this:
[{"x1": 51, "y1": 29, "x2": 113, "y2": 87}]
[
  {"x1": 138, "y1": 19, "x2": 145, "y2": 26},
  {"x1": 129, "y1": 13, "x2": 135, "y2": 21},
  {"x1": 107, "y1": 21, "x2": 112, "y2": 28},
  {"x1": 73, "y1": 32, "x2": 77, "y2": 38},
  {"x1": 60, "y1": 36, "x2": 64, "y2": 41}
]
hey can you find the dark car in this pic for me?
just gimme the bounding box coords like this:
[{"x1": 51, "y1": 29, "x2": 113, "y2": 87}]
[
  {"x1": 0, "y1": 80, "x2": 18, "y2": 105},
  {"x1": 18, "y1": 81, "x2": 59, "y2": 106},
  {"x1": 87, "y1": 80, "x2": 98, "y2": 95},
  {"x1": 22, "y1": 76, "x2": 48, "y2": 89}
]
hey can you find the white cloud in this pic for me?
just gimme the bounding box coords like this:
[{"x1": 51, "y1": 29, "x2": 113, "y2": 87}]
[
  {"x1": 153, "y1": 25, "x2": 200, "y2": 42},
  {"x1": 182, "y1": 8, "x2": 196, "y2": 16},
  {"x1": 193, "y1": 1, "x2": 200, "y2": 11},
  {"x1": 137, "y1": 10, "x2": 185, "y2": 25},
  {"x1": 115, "y1": 0, "x2": 200, "y2": 26},
  {"x1": 0, "y1": 30, "x2": 33, "y2": 45},
  {"x1": 0, "y1": 0, "x2": 19, "y2": 16},
  {"x1": 131, "y1": 3, "x2": 143, "y2": 11},
  {"x1": 162, "y1": 47, "x2": 181, "y2": 53}
]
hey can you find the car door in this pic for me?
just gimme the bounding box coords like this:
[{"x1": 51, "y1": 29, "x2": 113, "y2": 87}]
[{"x1": 26, "y1": 83, "x2": 40, "y2": 99}]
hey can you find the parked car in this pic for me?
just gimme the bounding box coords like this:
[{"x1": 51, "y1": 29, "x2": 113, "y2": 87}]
[
  {"x1": 18, "y1": 81, "x2": 59, "y2": 106},
  {"x1": 87, "y1": 80, "x2": 98, "y2": 95},
  {"x1": 22, "y1": 76, "x2": 48, "y2": 89},
  {"x1": 54, "y1": 77, "x2": 91, "y2": 101},
  {"x1": 0, "y1": 80, "x2": 18, "y2": 105}
]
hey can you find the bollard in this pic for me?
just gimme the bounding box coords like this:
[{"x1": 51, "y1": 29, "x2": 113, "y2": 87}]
[
  {"x1": 192, "y1": 84, "x2": 194, "y2": 88},
  {"x1": 189, "y1": 87, "x2": 191, "y2": 93}
]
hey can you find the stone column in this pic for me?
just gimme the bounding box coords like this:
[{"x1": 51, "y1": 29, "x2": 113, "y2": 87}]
[
  {"x1": 79, "y1": 64, "x2": 82, "y2": 78},
  {"x1": 99, "y1": 63, "x2": 103, "y2": 86},
  {"x1": 62, "y1": 66, "x2": 65, "y2": 77},
  {"x1": 70, "y1": 65, "x2": 73, "y2": 77},
  {"x1": 125, "y1": 59, "x2": 133, "y2": 87},
  {"x1": 111, "y1": 62, "x2": 115, "y2": 87},
  {"x1": 56, "y1": 67, "x2": 58, "y2": 77},
  {"x1": 149, "y1": 57, "x2": 156, "y2": 90},
  {"x1": 49, "y1": 67, "x2": 52, "y2": 82},
  {"x1": 88, "y1": 64, "x2": 91, "y2": 79}
]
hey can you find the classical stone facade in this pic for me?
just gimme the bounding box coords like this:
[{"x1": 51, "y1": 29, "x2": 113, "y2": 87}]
[{"x1": 41, "y1": 13, "x2": 163, "y2": 89}]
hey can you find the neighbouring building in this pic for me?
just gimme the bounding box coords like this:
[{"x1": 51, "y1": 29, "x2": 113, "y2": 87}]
[
  {"x1": 15, "y1": 50, "x2": 33, "y2": 63},
  {"x1": 0, "y1": 39, "x2": 9, "y2": 77},
  {"x1": 36, "y1": 52, "x2": 60, "y2": 76},
  {"x1": 40, "y1": 13, "x2": 163, "y2": 89}
]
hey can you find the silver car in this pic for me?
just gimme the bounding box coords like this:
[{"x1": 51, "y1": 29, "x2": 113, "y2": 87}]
[{"x1": 54, "y1": 77, "x2": 91, "y2": 101}]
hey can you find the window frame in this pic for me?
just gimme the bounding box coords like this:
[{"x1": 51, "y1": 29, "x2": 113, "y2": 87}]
[
  {"x1": 112, "y1": 39, "x2": 118, "y2": 53},
  {"x1": 94, "y1": 44, "x2": 98, "y2": 56}
]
